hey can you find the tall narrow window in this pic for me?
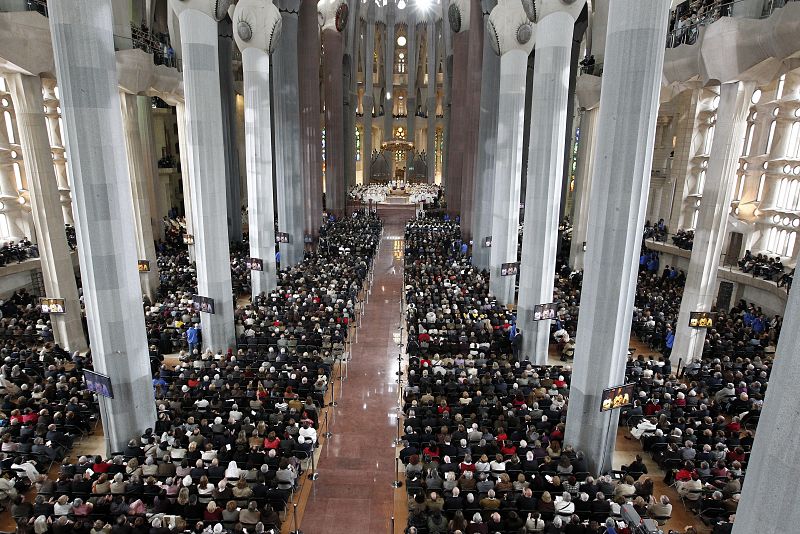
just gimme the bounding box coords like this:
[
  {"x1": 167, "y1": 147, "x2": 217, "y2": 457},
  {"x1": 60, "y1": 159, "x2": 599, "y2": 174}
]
[
  {"x1": 3, "y1": 111, "x2": 13, "y2": 144},
  {"x1": 757, "y1": 173, "x2": 766, "y2": 202},
  {"x1": 765, "y1": 120, "x2": 777, "y2": 154}
]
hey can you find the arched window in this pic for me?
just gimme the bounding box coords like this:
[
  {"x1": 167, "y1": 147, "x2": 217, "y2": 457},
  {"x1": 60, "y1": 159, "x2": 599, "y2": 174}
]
[
  {"x1": 3, "y1": 111, "x2": 13, "y2": 144},
  {"x1": 789, "y1": 122, "x2": 800, "y2": 159},
  {"x1": 778, "y1": 178, "x2": 790, "y2": 209},
  {"x1": 756, "y1": 173, "x2": 766, "y2": 202},
  {"x1": 743, "y1": 123, "x2": 755, "y2": 156},
  {"x1": 765, "y1": 120, "x2": 777, "y2": 155},
  {"x1": 704, "y1": 125, "x2": 714, "y2": 155}
]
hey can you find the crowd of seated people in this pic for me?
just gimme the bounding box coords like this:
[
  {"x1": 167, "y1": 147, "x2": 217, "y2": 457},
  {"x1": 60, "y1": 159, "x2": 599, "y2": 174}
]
[
  {"x1": 737, "y1": 250, "x2": 790, "y2": 285},
  {"x1": 5, "y1": 212, "x2": 382, "y2": 534},
  {"x1": 0, "y1": 290, "x2": 58, "y2": 346},
  {"x1": 401, "y1": 216, "x2": 682, "y2": 534},
  {"x1": 0, "y1": 239, "x2": 39, "y2": 267},
  {"x1": 671, "y1": 230, "x2": 694, "y2": 251}
]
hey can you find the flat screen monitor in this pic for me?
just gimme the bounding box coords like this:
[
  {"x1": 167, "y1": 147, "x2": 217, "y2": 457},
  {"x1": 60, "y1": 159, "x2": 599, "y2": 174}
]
[
  {"x1": 192, "y1": 295, "x2": 216, "y2": 315},
  {"x1": 137, "y1": 260, "x2": 150, "y2": 272},
  {"x1": 600, "y1": 383, "x2": 635, "y2": 412},
  {"x1": 501, "y1": 262, "x2": 519, "y2": 277},
  {"x1": 246, "y1": 258, "x2": 263, "y2": 271},
  {"x1": 533, "y1": 302, "x2": 558, "y2": 321},
  {"x1": 182, "y1": 234, "x2": 194, "y2": 245},
  {"x1": 40, "y1": 298, "x2": 65, "y2": 314},
  {"x1": 688, "y1": 311, "x2": 714, "y2": 328},
  {"x1": 84, "y1": 370, "x2": 114, "y2": 399}
]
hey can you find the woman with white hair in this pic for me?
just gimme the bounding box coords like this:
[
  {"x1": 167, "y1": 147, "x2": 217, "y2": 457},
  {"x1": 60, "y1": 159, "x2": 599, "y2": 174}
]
[
  {"x1": 224, "y1": 461, "x2": 240, "y2": 480},
  {"x1": 647, "y1": 494, "x2": 673, "y2": 524}
]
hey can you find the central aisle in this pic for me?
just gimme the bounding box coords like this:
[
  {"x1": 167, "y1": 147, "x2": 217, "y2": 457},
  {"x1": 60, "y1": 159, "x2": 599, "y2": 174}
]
[{"x1": 299, "y1": 205, "x2": 412, "y2": 533}]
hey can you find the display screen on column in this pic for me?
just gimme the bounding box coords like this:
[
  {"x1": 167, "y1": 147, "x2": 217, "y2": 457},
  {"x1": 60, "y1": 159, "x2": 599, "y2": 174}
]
[
  {"x1": 501, "y1": 262, "x2": 519, "y2": 276},
  {"x1": 192, "y1": 295, "x2": 216, "y2": 314},
  {"x1": 533, "y1": 302, "x2": 558, "y2": 321},
  {"x1": 600, "y1": 384, "x2": 635, "y2": 412},
  {"x1": 688, "y1": 312, "x2": 714, "y2": 328},
  {"x1": 40, "y1": 298, "x2": 66, "y2": 314},
  {"x1": 84, "y1": 370, "x2": 114, "y2": 399}
]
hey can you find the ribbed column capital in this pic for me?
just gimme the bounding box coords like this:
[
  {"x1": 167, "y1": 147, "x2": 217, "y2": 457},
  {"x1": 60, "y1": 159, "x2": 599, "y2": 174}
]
[
  {"x1": 487, "y1": 0, "x2": 535, "y2": 56},
  {"x1": 233, "y1": 0, "x2": 282, "y2": 54},
  {"x1": 318, "y1": 0, "x2": 348, "y2": 33},
  {"x1": 169, "y1": 0, "x2": 232, "y2": 21}
]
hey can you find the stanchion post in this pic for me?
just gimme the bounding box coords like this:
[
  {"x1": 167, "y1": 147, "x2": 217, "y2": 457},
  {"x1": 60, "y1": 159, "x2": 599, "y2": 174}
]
[
  {"x1": 390, "y1": 516, "x2": 395, "y2": 534},
  {"x1": 308, "y1": 449, "x2": 319, "y2": 481},
  {"x1": 322, "y1": 410, "x2": 332, "y2": 439},
  {"x1": 290, "y1": 503, "x2": 303, "y2": 534},
  {"x1": 328, "y1": 375, "x2": 338, "y2": 407},
  {"x1": 391, "y1": 456, "x2": 402, "y2": 488}
]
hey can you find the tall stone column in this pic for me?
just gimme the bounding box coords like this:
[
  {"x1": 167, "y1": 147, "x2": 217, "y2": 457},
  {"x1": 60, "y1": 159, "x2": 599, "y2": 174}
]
[
  {"x1": 272, "y1": 0, "x2": 305, "y2": 267},
  {"x1": 517, "y1": 1, "x2": 586, "y2": 364},
  {"x1": 42, "y1": 80, "x2": 75, "y2": 226},
  {"x1": 563, "y1": 0, "x2": 670, "y2": 475},
  {"x1": 671, "y1": 82, "x2": 753, "y2": 365},
  {"x1": 362, "y1": 10, "x2": 376, "y2": 183},
  {"x1": 425, "y1": 21, "x2": 439, "y2": 185},
  {"x1": 170, "y1": 0, "x2": 236, "y2": 351},
  {"x1": 298, "y1": 0, "x2": 323, "y2": 237},
  {"x1": 0, "y1": 109, "x2": 25, "y2": 240},
  {"x1": 568, "y1": 104, "x2": 599, "y2": 270},
  {"x1": 731, "y1": 283, "x2": 800, "y2": 533},
  {"x1": 175, "y1": 101, "x2": 196, "y2": 262},
  {"x1": 343, "y1": 0, "x2": 360, "y2": 191},
  {"x1": 471, "y1": 0, "x2": 499, "y2": 271},
  {"x1": 137, "y1": 96, "x2": 165, "y2": 241},
  {"x1": 383, "y1": 8, "x2": 396, "y2": 147},
  {"x1": 486, "y1": 0, "x2": 535, "y2": 306},
  {"x1": 406, "y1": 18, "x2": 419, "y2": 173},
  {"x1": 232, "y1": 0, "x2": 281, "y2": 298},
  {"x1": 218, "y1": 19, "x2": 243, "y2": 243},
  {"x1": 48, "y1": 0, "x2": 157, "y2": 454},
  {"x1": 320, "y1": 0, "x2": 348, "y2": 218},
  {"x1": 444, "y1": 1, "x2": 468, "y2": 216},
  {"x1": 7, "y1": 73, "x2": 88, "y2": 353},
  {"x1": 458, "y1": 0, "x2": 484, "y2": 242},
  {"x1": 120, "y1": 92, "x2": 160, "y2": 301}
]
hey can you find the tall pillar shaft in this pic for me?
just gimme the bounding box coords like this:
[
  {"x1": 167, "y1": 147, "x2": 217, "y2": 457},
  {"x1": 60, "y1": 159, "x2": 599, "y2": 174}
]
[
  {"x1": 671, "y1": 82, "x2": 753, "y2": 365},
  {"x1": 322, "y1": 29, "x2": 346, "y2": 217},
  {"x1": 175, "y1": 102, "x2": 196, "y2": 262},
  {"x1": 175, "y1": 8, "x2": 236, "y2": 350},
  {"x1": 731, "y1": 283, "x2": 800, "y2": 533},
  {"x1": 362, "y1": 17, "x2": 376, "y2": 183},
  {"x1": 120, "y1": 92, "x2": 160, "y2": 301},
  {"x1": 7, "y1": 73, "x2": 87, "y2": 353},
  {"x1": 406, "y1": 20, "x2": 418, "y2": 174},
  {"x1": 568, "y1": 106, "x2": 598, "y2": 270},
  {"x1": 471, "y1": 1, "x2": 499, "y2": 271},
  {"x1": 272, "y1": 2, "x2": 305, "y2": 267},
  {"x1": 444, "y1": 32, "x2": 467, "y2": 215},
  {"x1": 425, "y1": 22, "x2": 438, "y2": 185},
  {"x1": 458, "y1": 0, "x2": 484, "y2": 242},
  {"x1": 298, "y1": 0, "x2": 323, "y2": 236},
  {"x1": 242, "y1": 48, "x2": 278, "y2": 297},
  {"x1": 563, "y1": 0, "x2": 671, "y2": 475},
  {"x1": 137, "y1": 96, "x2": 165, "y2": 241},
  {"x1": 219, "y1": 22, "x2": 243, "y2": 243},
  {"x1": 518, "y1": 11, "x2": 575, "y2": 364},
  {"x1": 488, "y1": 50, "x2": 527, "y2": 306},
  {"x1": 383, "y1": 13, "x2": 396, "y2": 145},
  {"x1": 48, "y1": 0, "x2": 157, "y2": 454}
]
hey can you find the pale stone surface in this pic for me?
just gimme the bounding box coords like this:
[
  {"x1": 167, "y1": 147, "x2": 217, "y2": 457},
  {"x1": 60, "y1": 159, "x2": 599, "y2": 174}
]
[
  {"x1": 272, "y1": 0, "x2": 305, "y2": 267},
  {"x1": 425, "y1": 21, "x2": 438, "y2": 185},
  {"x1": 568, "y1": 106, "x2": 598, "y2": 270},
  {"x1": 7, "y1": 73, "x2": 87, "y2": 353},
  {"x1": 563, "y1": 0, "x2": 671, "y2": 475},
  {"x1": 517, "y1": 9, "x2": 576, "y2": 364},
  {"x1": 120, "y1": 92, "x2": 160, "y2": 301},
  {"x1": 471, "y1": 0, "x2": 499, "y2": 271},
  {"x1": 48, "y1": 0, "x2": 157, "y2": 454},
  {"x1": 321, "y1": 27, "x2": 346, "y2": 217},
  {"x1": 173, "y1": 6, "x2": 236, "y2": 350},
  {"x1": 671, "y1": 82, "x2": 753, "y2": 365},
  {"x1": 175, "y1": 102, "x2": 196, "y2": 262}
]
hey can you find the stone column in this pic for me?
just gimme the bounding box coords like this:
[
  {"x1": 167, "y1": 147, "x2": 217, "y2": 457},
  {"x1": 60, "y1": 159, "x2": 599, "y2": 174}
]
[
  {"x1": 320, "y1": 0, "x2": 348, "y2": 218},
  {"x1": 517, "y1": 1, "x2": 586, "y2": 364},
  {"x1": 299, "y1": 0, "x2": 323, "y2": 238},
  {"x1": 170, "y1": 0, "x2": 236, "y2": 351},
  {"x1": 343, "y1": 0, "x2": 360, "y2": 191},
  {"x1": 563, "y1": 0, "x2": 671, "y2": 475},
  {"x1": 568, "y1": 105, "x2": 598, "y2": 270},
  {"x1": 731, "y1": 283, "x2": 800, "y2": 533},
  {"x1": 406, "y1": 18, "x2": 418, "y2": 173},
  {"x1": 175, "y1": 101, "x2": 196, "y2": 262},
  {"x1": 137, "y1": 96, "x2": 165, "y2": 241},
  {"x1": 272, "y1": 0, "x2": 305, "y2": 267},
  {"x1": 671, "y1": 82, "x2": 753, "y2": 365},
  {"x1": 362, "y1": 11, "x2": 376, "y2": 183},
  {"x1": 425, "y1": 21, "x2": 438, "y2": 185},
  {"x1": 218, "y1": 19, "x2": 243, "y2": 243},
  {"x1": 233, "y1": 0, "x2": 281, "y2": 297},
  {"x1": 458, "y1": 0, "x2": 484, "y2": 242},
  {"x1": 48, "y1": 0, "x2": 157, "y2": 454},
  {"x1": 7, "y1": 73, "x2": 87, "y2": 353},
  {"x1": 486, "y1": 0, "x2": 535, "y2": 306},
  {"x1": 120, "y1": 92, "x2": 160, "y2": 301},
  {"x1": 444, "y1": 3, "x2": 468, "y2": 216},
  {"x1": 471, "y1": 0, "x2": 499, "y2": 271},
  {"x1": 0, "y1": 108, "x2": 25, "y2": 240},
  {"x1": 383, "y1": 8, "x2": 396, "y2": 147}
]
